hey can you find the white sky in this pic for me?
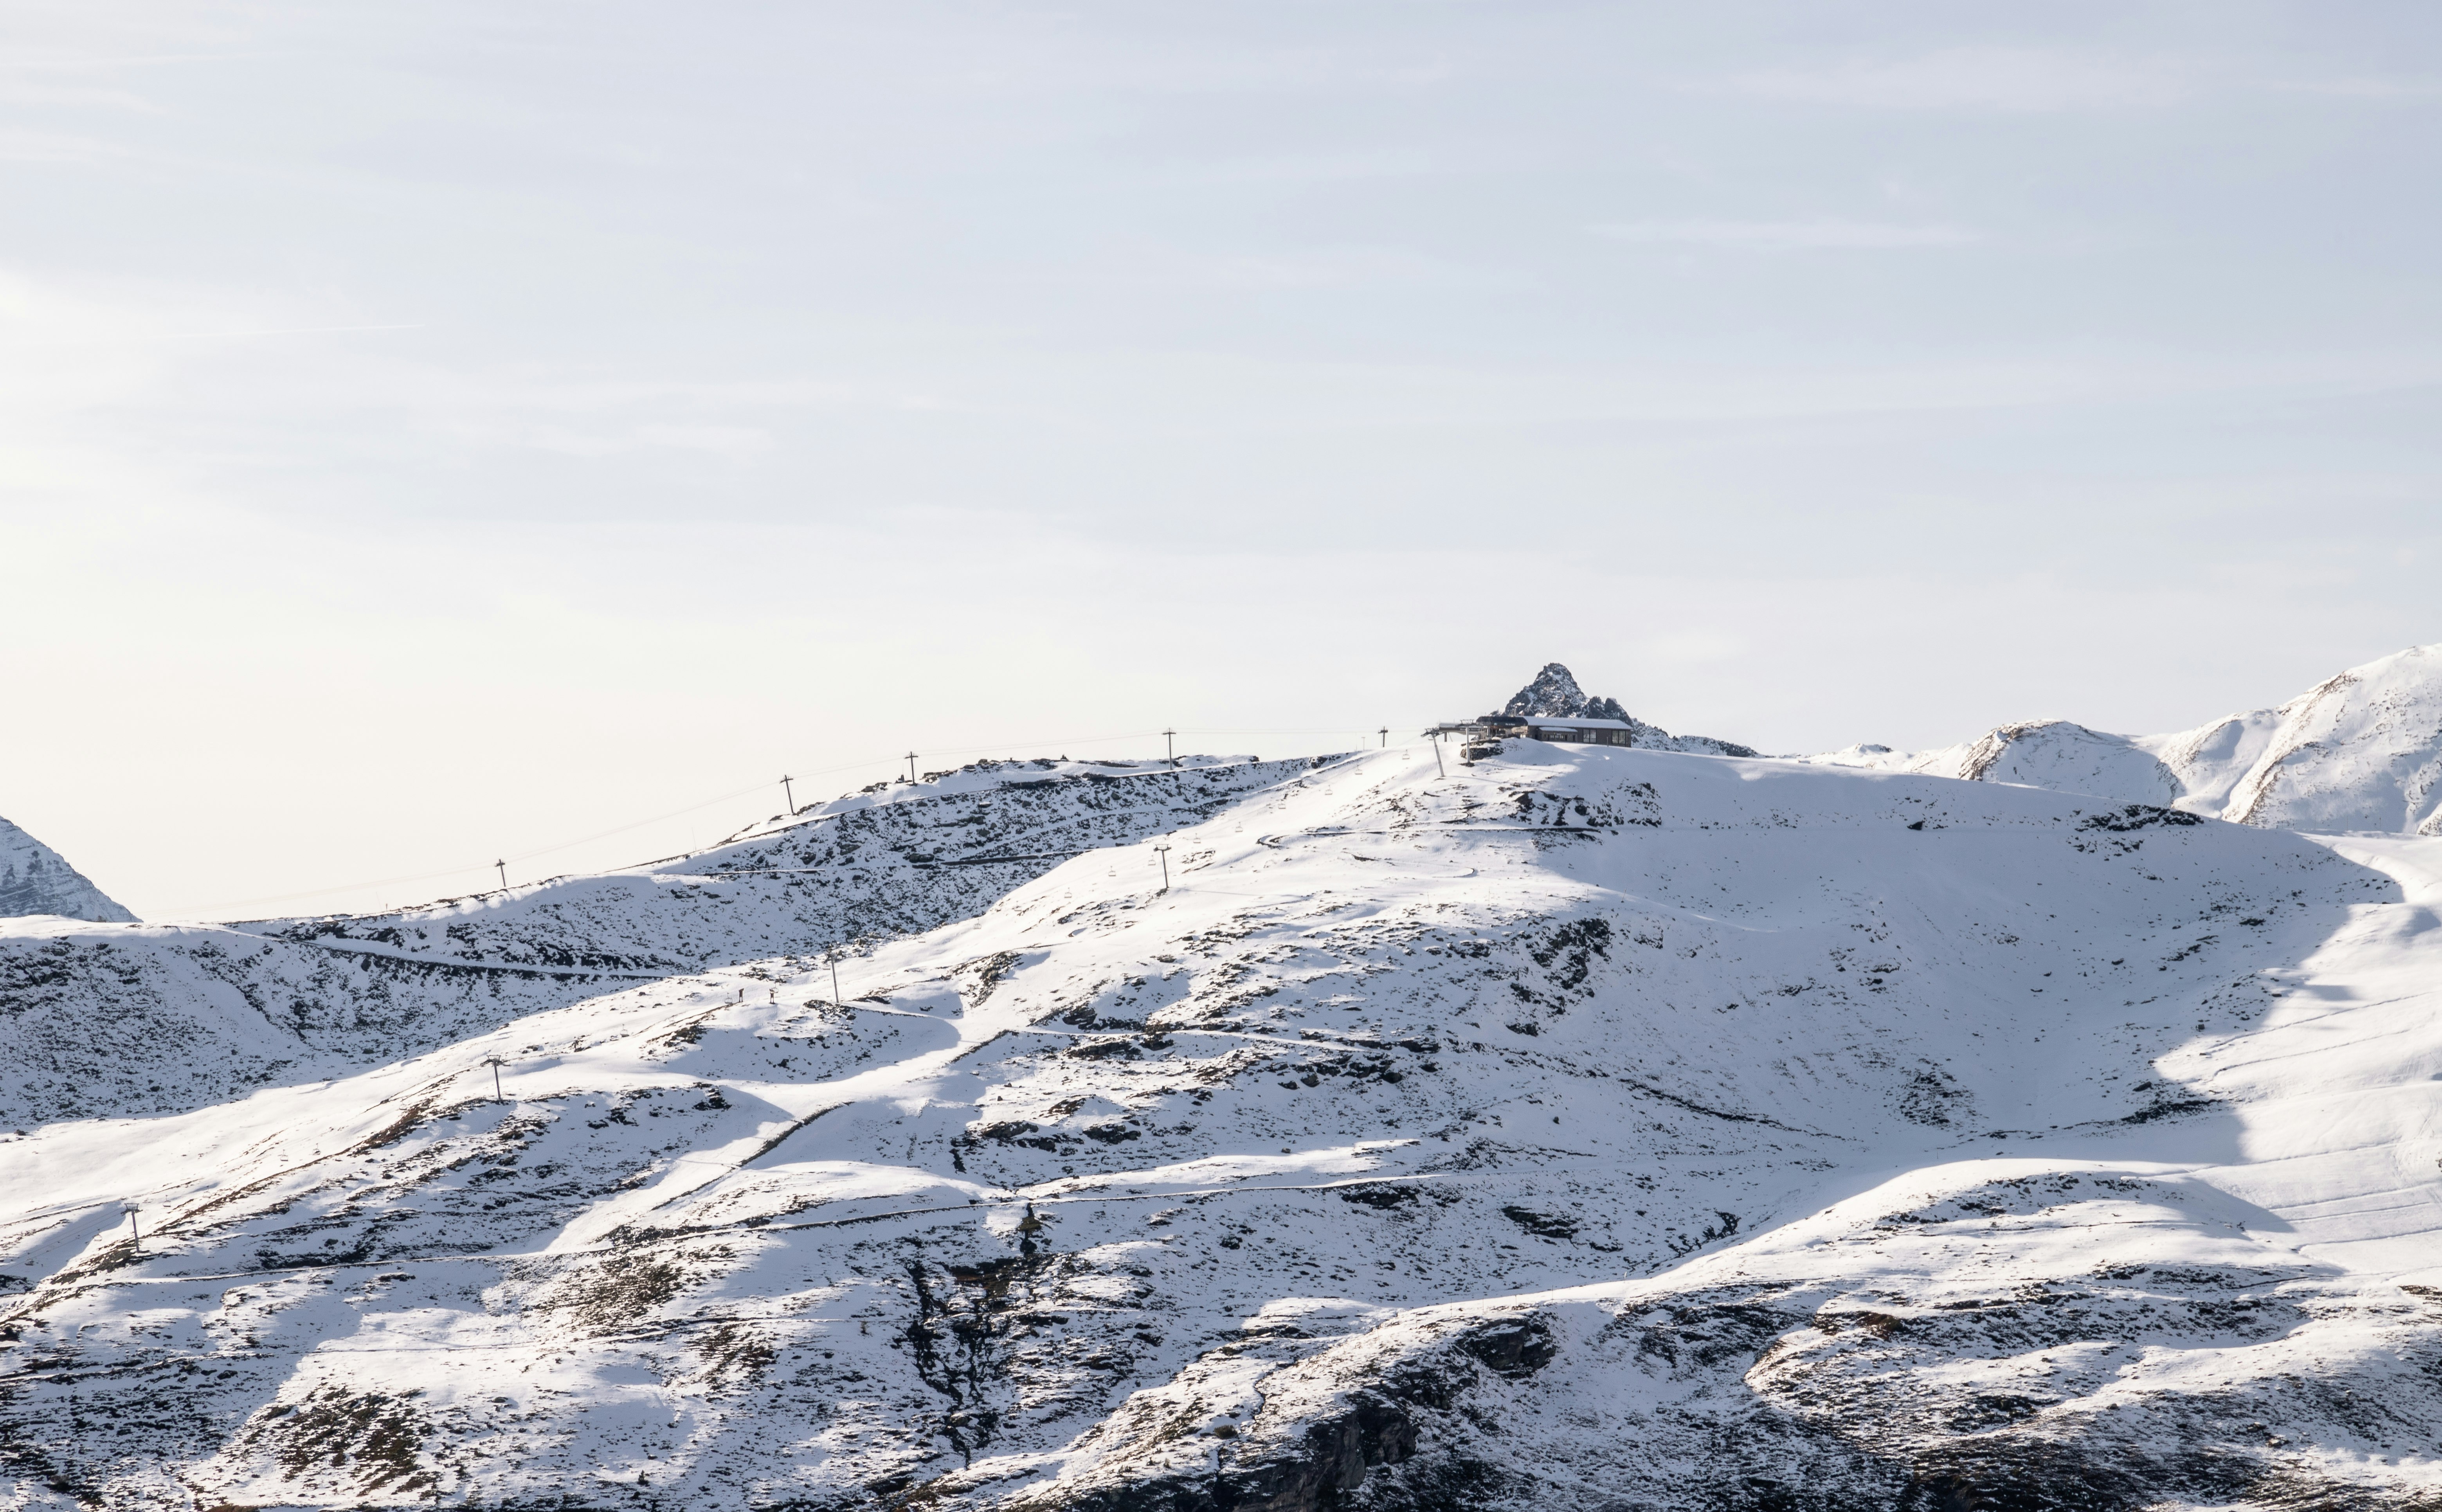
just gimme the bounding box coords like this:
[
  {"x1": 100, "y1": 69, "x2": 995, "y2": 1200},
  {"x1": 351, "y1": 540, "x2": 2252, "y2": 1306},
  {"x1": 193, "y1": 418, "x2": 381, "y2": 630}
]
[{"x1": 5, "y1": 1, "x2": 2439, "y2": 921}]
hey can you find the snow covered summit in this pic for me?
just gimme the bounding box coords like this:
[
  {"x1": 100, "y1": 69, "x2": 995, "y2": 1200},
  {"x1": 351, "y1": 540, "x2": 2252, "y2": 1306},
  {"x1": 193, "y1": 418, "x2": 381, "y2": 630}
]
[
  {"x1": 0, "y1": 815, "x2": 134, "y2": 923},
  {"x1": 1808, "y1": 641, "x2": 2442, "y2": 834}
]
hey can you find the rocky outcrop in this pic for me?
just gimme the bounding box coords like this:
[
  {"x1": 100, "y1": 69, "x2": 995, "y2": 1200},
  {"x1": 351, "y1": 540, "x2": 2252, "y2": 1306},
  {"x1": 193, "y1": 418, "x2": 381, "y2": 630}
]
[
  {"x1": 1017, "y1": 1317, "x2": 1557, "y2": 1512},
  {"x1": 1022, "y1": 1180, "x2": 2442, "y2": 1512},
  {"x1": 1497, "y1": 663, "x2": 1758, "y2": 757}
]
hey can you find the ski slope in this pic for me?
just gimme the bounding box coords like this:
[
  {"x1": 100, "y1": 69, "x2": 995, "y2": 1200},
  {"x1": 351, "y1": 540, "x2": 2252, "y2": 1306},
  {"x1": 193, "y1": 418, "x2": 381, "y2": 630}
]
[
  {"x1": 4, "y1": 739, "x2": 2437, "y2": 1510},
  {"x1": 0, "y1": 757, "x2": 1308, "y2": 1127}
]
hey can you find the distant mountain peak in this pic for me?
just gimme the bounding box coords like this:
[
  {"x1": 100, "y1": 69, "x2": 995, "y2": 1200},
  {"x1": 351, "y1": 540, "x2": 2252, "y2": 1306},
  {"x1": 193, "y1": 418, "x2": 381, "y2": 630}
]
[
  {"x1": 1504, "y1": 662, "x2": 1591, "y2": 718},
  {"x1": 1799, "y1": 641, "x2": 2442, "y2": 835},
  {"x1": 1493, "y1": 663, "x2": 1754, "y2": 757},
  {"x1": 0, "y1": 816, "x2": 137, "y2": 923}
]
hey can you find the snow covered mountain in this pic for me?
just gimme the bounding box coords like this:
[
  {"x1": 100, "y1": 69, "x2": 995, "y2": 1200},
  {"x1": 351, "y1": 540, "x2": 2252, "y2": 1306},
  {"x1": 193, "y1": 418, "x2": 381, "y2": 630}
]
[
  {"x1": 0, "y1": 816, "x2": 133, "y2": 924},
  {"x1": 1495, "y1": 662, "x2": 1758, "y2": 758},
  {"x1": 0, "y1": 757, "x2": 1310, "y2": 1128},
  {"x1": 1809, "y1": 643, "x2": 2442, "y2": 835},
  {"x1": 5, "y1": 736, "x2": 2438, "y2": 1510}
]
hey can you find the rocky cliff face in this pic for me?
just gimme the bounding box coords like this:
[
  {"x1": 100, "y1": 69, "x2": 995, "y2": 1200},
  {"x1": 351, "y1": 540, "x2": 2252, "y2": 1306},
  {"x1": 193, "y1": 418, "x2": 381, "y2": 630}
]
[
  {"x1": 0, "y1": 817, "x2": 134, "y2": 925},
  {"x1": 1501, "y1": 663, "x2": 1606, "y2": 720}
]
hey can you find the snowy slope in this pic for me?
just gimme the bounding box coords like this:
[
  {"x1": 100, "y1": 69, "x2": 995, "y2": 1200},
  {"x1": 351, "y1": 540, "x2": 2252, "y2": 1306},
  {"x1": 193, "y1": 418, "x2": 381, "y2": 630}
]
[
  {"x1": 5, "y1": 740, "x2": 2437, "y2": 1510},
  {"x1": 261, "y1": 755, "x2": 1307, "y2": 977},
  {"x1": 0, "y1": 757, "x2": 1312, "y2": 1127},
  {"x1": 0, "y1": 816, "x2": 134, "y2": 924},
  {"x1": 1804, "y1": 643, "x2": 2442, "y2": 835},
  {"x1": 2145, "y1": 644, "x2": 2442, "y2": 832}
]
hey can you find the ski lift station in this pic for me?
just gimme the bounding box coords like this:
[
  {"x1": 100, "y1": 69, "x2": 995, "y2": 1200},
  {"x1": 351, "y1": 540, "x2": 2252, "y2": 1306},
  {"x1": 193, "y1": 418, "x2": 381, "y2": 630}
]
[{"x1": 1428, "y1": 713, "x2": 1639, "y2": 748}]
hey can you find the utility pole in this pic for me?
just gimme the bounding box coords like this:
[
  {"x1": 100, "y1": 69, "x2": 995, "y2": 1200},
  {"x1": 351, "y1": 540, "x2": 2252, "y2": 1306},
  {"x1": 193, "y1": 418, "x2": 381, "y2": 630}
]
[
  {"x1": 124, "y1": 1204, "x2": 140, "y2": 1252},
  {"x1": 484, "y1": 1056, "x2": 506, "y2": 1103},
  {"x1": 1432, "y1": 732, "x2": 1446, "y2": 779},
  {"x1": 1153, "y1": 844, "x2": 1171, "y2": 893},
  {"x1": 1163, "y1": 729, "x2": 1177, "y2": 768},
  {"x1": 495, "y1": 859, "x2": 507, "y2": 891},
  {"x1": 1378, "y1": 727, "x2": 1388, "y2": 748},
  {"x1": 781, "y1": 774, "x2": 795, "y2": 813},
  {"x1": 906, "y1": 752, "x2": 919, "y2": 783}
]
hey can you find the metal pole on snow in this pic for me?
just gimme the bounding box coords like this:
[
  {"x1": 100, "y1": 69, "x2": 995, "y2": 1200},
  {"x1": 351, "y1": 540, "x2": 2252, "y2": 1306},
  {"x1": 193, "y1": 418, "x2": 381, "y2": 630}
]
[
  {"x1": 495, "y1": 860, "x2": 507, "y2": 891},
  {"x1": 1153, "y1": 844, "x2": 1171, "y2": 893},
  {"x1": 907, "y1": 752, "x2": 919, "y2": 783},
  {"x1": 781, "y1": 774, "x2": 795, "y2": 812},
  {"x1": 1163, "y1": 729, "x2": 1177, "y2": 767}
]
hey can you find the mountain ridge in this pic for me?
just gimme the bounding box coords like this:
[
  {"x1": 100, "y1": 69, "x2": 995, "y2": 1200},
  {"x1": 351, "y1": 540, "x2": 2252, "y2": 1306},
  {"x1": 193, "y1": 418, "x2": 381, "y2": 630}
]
[
  {"x1": 1806, "y1": 642, "x2": 2442, "y2": 835},
  {"x1": 3, "y1": 737, "x2": 2436, "y2": 1509},
  {"x1": 0, "y1": 756, "x2": 1316, "y2": 1127}
]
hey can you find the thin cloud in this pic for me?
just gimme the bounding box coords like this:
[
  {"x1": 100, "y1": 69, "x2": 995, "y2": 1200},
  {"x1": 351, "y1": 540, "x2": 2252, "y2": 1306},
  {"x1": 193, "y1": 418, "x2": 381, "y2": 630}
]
[
  {"x1": 0, "y1": 81, "x2": 161, "y2": 113},
  {"x1": 2264, "y1": 74, "x2": 2442, "y2": 100},
  {"x1": 1193, "y1": 245, "x2": 1499, "y2": 290},
  {"x1": 155, "y1": 323, "x2": 425, "y2": 340},
  {"x1": 1596, "y1": 219, "x2": 1981, "y2": 250},
  {"x1": 1714, "y1": 47, "x2": 2198, "y2": 113},
  {"x1": 0, "y1": 128, "x2": 126, "y2": 164}
]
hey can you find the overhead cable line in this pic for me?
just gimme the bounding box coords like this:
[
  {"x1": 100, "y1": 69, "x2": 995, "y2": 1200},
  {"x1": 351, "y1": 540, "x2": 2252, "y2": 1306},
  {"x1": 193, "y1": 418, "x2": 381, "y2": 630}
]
[{"x1": 162, "y1": 721, "x2": 1437, "y2": 918}]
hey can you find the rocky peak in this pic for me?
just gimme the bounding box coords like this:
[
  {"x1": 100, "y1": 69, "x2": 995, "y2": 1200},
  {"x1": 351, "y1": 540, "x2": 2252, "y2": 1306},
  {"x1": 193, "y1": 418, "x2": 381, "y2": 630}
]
[
  {"x1": 1495, "y1": 664, "x2": 1754, "y2": 758},
  {"x1": 1502, "y1": 662, "x2": 1633, "y2": 722},
  {"x1": 0, "y1": 815, "x2": 137, "y2": 923},
  {"x1": 1503, "y1": 662, "x2": 1594, "y2": 718}
]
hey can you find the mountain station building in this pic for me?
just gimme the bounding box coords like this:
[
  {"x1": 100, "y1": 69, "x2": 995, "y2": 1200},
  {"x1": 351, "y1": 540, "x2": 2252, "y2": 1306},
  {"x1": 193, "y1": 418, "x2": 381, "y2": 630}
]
[{"x1": 1430, "y1": 714, "x2": 1639, "y2": 747}]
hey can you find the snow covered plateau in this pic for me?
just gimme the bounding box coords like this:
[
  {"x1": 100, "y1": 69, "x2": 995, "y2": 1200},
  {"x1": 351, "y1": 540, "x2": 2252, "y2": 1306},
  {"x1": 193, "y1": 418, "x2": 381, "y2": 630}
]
[{"x1": 2, "y1": 658, "x2": 2440, "y2": 1512}]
